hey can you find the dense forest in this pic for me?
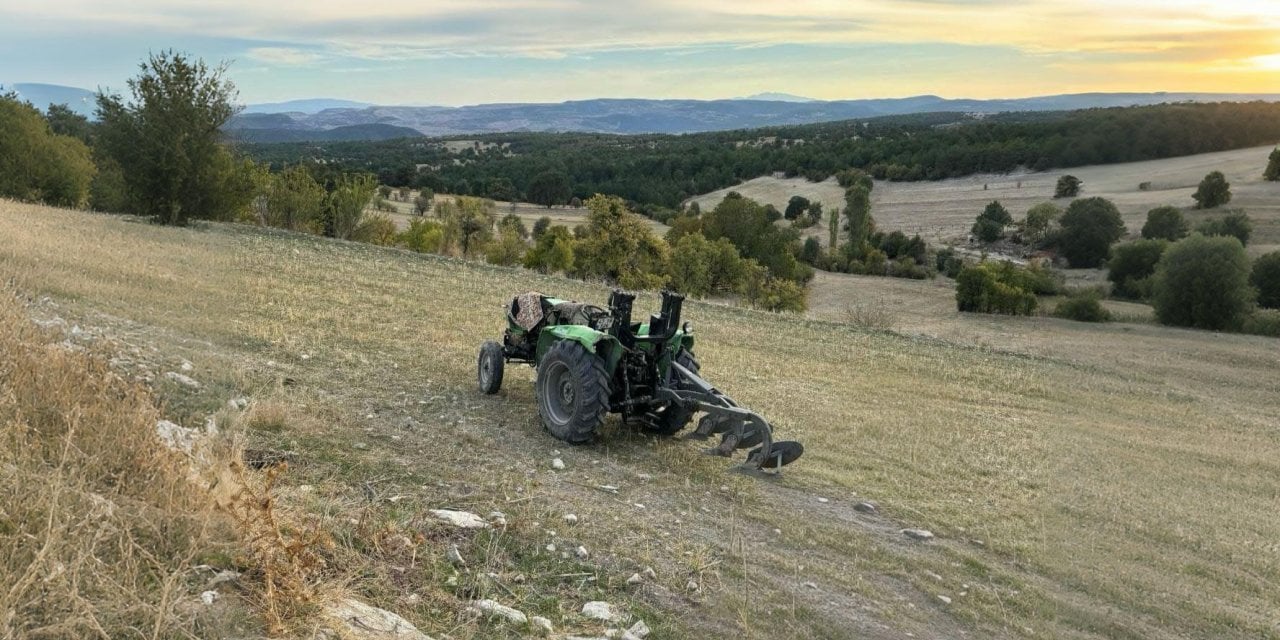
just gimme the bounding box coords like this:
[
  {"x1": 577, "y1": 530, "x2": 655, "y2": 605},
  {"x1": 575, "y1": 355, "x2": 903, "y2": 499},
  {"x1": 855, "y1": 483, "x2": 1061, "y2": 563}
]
[{"x1": 240, "y1": 102, "x2": 1280, "y2": 211}]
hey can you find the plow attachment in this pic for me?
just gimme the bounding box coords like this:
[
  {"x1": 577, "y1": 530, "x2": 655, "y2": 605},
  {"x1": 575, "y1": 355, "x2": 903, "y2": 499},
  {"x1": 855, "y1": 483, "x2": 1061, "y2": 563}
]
[{"x1": 659, "y1": 361, "x2": 804, "y2": 474}]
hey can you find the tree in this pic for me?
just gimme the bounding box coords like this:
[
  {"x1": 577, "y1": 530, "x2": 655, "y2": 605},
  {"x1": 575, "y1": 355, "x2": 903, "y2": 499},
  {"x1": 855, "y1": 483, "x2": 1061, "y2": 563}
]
[
  {"x1": 800, "y1": 237, "x2": 821, "y2": 264},
  {"x1": 527, "y1": 170, "x2": 571, "y2": 208},
  {"x1": 0, "y1": 95, "x2": 95, "y2": 207},
  {"x1": 828, "y1": 205, "x2": 839, "y2": 250},
  {"x1": 805, "y1": 201, "x2": 823, "y2": 226},
  {"x1": 45, "y1": 103, "x2": 93, "y2": 144},
  {"x1": 1196, "y1": 211, "x2": 1251, "y2": 246},
  {"x1": 1023, "y1": 202, "x2": 1061, "y2": 245},
  {"x1": 263, "y1": 165, "x2": 325, "y2": 231},
  {"x1": 438, "y1": 196, "x2": 497, "y2": 257},
  {"x1": 324, "y1": 173, "x2": 377, "y2": 240},
  {"x1": 784, "y1": 195, "x2": 810, "y2": 221},
  {"x1": 703, "y1": 192, "x2": 806, "y2": 282},
  {"x1": 487, "y1": 177, "x2": 517, "y2": 202},
  {"x1": 532, "y1": 215, "x2": 552, "y2": 240},
  {"x1": 1054, "y1": 175, "x2": 1082, "y2": 198},
  {"x1": 414, "y1": 188, "x2": 434, "y2": 215},
  {"x1": 1251, "y1": 251, "x2": 1280, "y2": 309},
  {"x1": 835, "y1": 168, "x2": 873, "y2": 191},
  {"x1": 397, "y1": 218, "x2": 445, "y2": 253},
  {"x1": 95, "y1": 51, "x2": 248, "y2": 225},
  {"x1": 1192, "y1": 171, "x2": 1231, "y2": 209},
  {"x1": 524, "y1": 225, "x2": 575, "y2": 274},
  {"x1": 669, "y1": 233, "x2": 745, "y2": 298},
  {"x1": 843, "y1": 185, "x2": 873, "y2": 257},
  {"x1": 955, "y1": 261, "x2": 1038, "y2": 315},
  {"x1": 1152, "y1": 234, "x2": 1254, "y2": 330},
  {"x1": 573, "y1": 194, "x2": 669, "y2": 289},
  {"x1": 972, "y1": 200, "x2": 1012, "y2": 242},
  {"x1": 1107, "y1": 239, "x2": 1167, "y2": 299},
  {"x1": 499, "y1": 212, "x2": 529, "y2": 239},
  {"x1": 377, "y1": 185, "x2": 392, "y2": 199},
  {"x1": 1265, "y1": 148, "x2": 1280, "y2": 181},
  {"x1": 1141, "y1": 205, "x2": 1188, "y2": 241},
  {"x1": 1058, "y1": 197, "x2": 1126, "y2": 267}
]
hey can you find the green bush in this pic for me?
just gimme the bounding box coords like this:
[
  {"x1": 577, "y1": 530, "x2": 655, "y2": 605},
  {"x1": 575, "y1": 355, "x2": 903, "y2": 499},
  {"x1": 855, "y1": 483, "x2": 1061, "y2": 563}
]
[
  {"x1": 352, "y1": 213, "x2": 398, "y2": 246},
  {"x1": 397, "y1": 218, "x2": 445, "y2": 253},
  {"x1": 1193, "y1": 171, "x2": 1231, "y2": 209},
  {"x1": 741, "y1": 260, "x2": 807, "y2": 312},
  {"x1": 1107, "y1": 239, "x2": 1168, "y2": 299},
  {"x1": 1251, "y1": 251, "x2": 1280, "y2": 309},
  {"x1": 0, "y1": 95, "x2": 96, "y2": 207},
  {"x1": 1195, "y1": 211, "x2": 1251, "y2": 246},
  {"x1": 1023, "y1": 202, "x2": 1061, "y2": 245},
  {"x1": 1140, "y1": 206, "x2": 1188, "y2": 241},
  {"x1": 1265, "y1": 148, "x2": 1280, "y2": 181},
  {"x1": 955, "y1": 261, "x2": 1038, "y2": 315},
  {"x1": 1054, "y1": 175, "x2": 1081, "y2": 198},
  {"x1": 1240, "y1": 309, "x2": 1280, "y2": 337},
  {"x1": 1053, "y1": 290, "x2": 1112, "y2": 323},
  {"x1": 1058, "y1": 197, "x2": 1126, "y2": 267},
  {"x1": 1152, "y1": 233, "x2": 1254, "y2": 330},
  {"x1": 262, "y1": 165, "x2": 325, "y2": 232},
  {"x1": 524, "y1": 225, "x2": 575, "y2": 274},
  {"x1": 485, "y1": 227, "x2": 527, "y2": 266}
]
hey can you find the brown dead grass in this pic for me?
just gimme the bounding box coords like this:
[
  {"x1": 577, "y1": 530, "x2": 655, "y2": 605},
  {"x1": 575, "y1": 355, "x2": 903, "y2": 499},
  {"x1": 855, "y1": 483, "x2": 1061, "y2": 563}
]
[{"x1": 0, "y1": 287, "x2": 238, "y2": 639}]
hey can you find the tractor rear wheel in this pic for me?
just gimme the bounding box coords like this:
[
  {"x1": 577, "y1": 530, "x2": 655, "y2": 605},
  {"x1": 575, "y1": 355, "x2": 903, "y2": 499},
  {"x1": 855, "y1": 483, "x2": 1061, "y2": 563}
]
[
  {"x1": 535, "y1": 340, "x2": 611, "y2": 444},
  {"x1": 478, "y1": 341, "x2": 505, "y2": 394},
  {"x1": 634, "y1": 349, "x2": 700, "y2": 436}
]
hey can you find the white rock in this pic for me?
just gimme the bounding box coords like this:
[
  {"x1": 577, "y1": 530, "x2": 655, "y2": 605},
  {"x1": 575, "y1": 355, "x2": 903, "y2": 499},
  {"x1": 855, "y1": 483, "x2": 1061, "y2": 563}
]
[
  {"x1": 925, "y1": 570, "x2": 943, "y2": 582},
  {"x1": 180, "y1": 360, "x2": 194, "y2": 372},
  {"x1": 325, "y1": 598, "x2": 434, "y2": 639},
  {"x1": 854, "y1": 501, "x2": 878, "y2": 513},
  {"x1": 817, "y1": 497, "x2": 829, "y2": 503},
  {"x1": 902, "y1": 528, "x2": 935, "y2": 541},
  {"x1": 429, "y1": 509, "x2": 489, "y2": 529},
  {"x1": 227, "y1": 397, "x2": 249, "y2": 411},
  {"x1": 685, "y1": 579, "x2": 699, "y2": 592},
  {"x1": 446, "y1": 544, "x2": 465, "y2": 566},
  {"x1": 626, "y1": 573, "x2": 643, "y2": 585},
  {"x1": 552, "y1": 458, "x2": 566, "y2": 470},
  {"x1": 802, "y1": 581, "x2": 818, "y2": 589},
  {"x1": 164, "y1": 371, "x2": 201, "y2": 389},
  {"x1": 546, "y1": 543, "x2": 557, "y2": 553},
  {"x1": 642, "y1": 566, "x2": 657, "y2": 580},
  {"x1": 576, "y1": 545, "x2": 589, "y2": 560},
  {"x1": 155, "y1": 420, "x2": 200, "y2": 453},
  {"x1": 530, "y1": 615, "x2": 554, "y2": 635},
  {"x1": 469, "y1": 599, "x2": 527, "y2": 625},
  {"x1": 488, "y1": 511, "x2": 508, "y2": 526},
  {"x1": 200, "y1": 590, "x2": 218, "y2": 605},
  {"x1": 937, "y1": 595, "x2": 952, "y2": 605},
  {"x1": 563, "y1": 513, "x2": 579, "y2": 525},
  {"x1": 581, "y1": 601, "x2": 621, "y2": 622},
  {"x1": 627, "y1": 620, "x2": 651, "y2": 639}
]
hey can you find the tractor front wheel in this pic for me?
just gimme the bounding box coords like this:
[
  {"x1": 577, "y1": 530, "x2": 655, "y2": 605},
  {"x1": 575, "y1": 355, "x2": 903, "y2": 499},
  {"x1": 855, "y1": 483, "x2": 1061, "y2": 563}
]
[
  {"x1": 535, "y1": 341, "x2": 611, "y2": 444},
  {"x1": 478, "y1": 341, "x2": 505, "y2": 394}
]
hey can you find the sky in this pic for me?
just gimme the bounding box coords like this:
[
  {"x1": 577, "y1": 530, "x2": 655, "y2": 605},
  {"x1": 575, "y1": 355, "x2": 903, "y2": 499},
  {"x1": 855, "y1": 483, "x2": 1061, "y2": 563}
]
[{"x1": 0, "y1": 0, "x2": 1277, "y2": 106}]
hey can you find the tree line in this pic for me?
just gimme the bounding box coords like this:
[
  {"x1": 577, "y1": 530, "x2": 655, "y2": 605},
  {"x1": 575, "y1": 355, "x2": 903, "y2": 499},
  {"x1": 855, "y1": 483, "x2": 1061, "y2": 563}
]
[{"x1": 241, "y1": 102, "x2": 1280, "y2": 213}]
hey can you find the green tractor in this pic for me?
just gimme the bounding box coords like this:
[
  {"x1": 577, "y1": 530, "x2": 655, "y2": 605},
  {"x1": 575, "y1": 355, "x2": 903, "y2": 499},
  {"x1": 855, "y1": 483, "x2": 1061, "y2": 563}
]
[{"x1": 477, "y1": 289, "x2": 803, "y2": 472}]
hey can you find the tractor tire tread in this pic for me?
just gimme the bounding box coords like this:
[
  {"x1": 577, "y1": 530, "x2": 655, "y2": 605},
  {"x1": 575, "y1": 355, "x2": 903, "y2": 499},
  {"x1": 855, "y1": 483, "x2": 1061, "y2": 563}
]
[{"x1": 536, "y1": 340, "x2": 610, "y2": 444}]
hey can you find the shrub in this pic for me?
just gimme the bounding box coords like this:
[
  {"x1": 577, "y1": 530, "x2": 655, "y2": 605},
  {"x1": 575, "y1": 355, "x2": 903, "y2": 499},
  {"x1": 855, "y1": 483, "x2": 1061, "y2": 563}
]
[
  {"x1": 972, "y1": 217, "x2": 1004, "y2": 243},
  {"x1": 397, "y1": 218, "x2": 444, "y2": 253},
  {"x1": 741, "y1": 260, "x2": 807, "y2": 312},
  {"x1": 1023, "y1": 202, "x2": 1061, "y2": 245},
  {"x1": 1241, "y1": 309, "x2": 1280, "y2": 337},
  {"x1": 935, "y1": 248, "x2": 965, "y2": 279},
  {"x1": 1107, "y1": 239, "x2": 1168, "y2": 299},
  {"x1": 1053, "y1": 290, "x2": 1112, "y2": 323},
  {"x1": 352, "y1": 213, "x2": 398, "y2": 246},
  {"x1": 703, "y1": 192, "x2": 806, "y2": 282},
  {"x1": 524, "y1": 225, "x2": 575, "y2": 274},
  {"x1": 784, "y1": 195, "x2": 810, "y2": 220},
  {"x1": 1058, "y1": 197, "x2": 1126, "y2": 267},
  {"x1": 1152, "y1": 233, "x2": 1254, "y2": 330},
  {"x1": 1251, "y1": 251, "x2": 1280, "y2": 309},
  {"x1": 1141, "y1": 206, "x2": 1188, "y2": 241},
  {"x1": 955, "y1": 261, "x2": 1038, "y2": 315},
  {"x1": 1054, "y1": 175, "x2": 1081, "y2": 198},
  {"x1": 573, "y1": 194, "x2": 669, "y2": 288},
  {"x1": 1193, "y1": 171, "x2": 1231, "y2": 208},
  {"x1": 0, "y1": 95, "x2": 96, "y2": 207},
  {"x1": 485, "y1": 227, "x2": 527, "y2": 266},
  {"x1": 262, "y1": 166, "x2": 325, "y2": 231},
  {"x1": 499, "y1": 212, "x2": 528, "y2": 239},
  {"x1": 531, "y1": 215, "x2": 552, "y2": 239},
  {"x1": 324, "y1": 173, "x2": 378, "y2": 240},
  {"x1": 835, "y1": 168, "x2": 873, "y2": 191},
  {"x1": 1195, "y1": 211, "x2": 1251, "y2": 246},
  {"x1": 438, "y1": 196, "x2": 497, "y2": 257}
]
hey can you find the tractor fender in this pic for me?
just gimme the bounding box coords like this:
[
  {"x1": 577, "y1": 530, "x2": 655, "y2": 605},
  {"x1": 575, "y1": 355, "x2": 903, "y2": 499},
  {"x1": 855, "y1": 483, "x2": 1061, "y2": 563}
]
[{"x1": 536, "y1": 325, "x2": 625, "y2": 374}]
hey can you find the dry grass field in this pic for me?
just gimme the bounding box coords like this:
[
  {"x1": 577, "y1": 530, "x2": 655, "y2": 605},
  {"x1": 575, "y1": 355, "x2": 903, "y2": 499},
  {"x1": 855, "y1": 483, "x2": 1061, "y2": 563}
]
[
  {"x1": 687, "y1": 145, "x2": 1280, "y2": 256},
  {"x1": 3, "y1": 200, "x2": 1279, "y2": 639}
]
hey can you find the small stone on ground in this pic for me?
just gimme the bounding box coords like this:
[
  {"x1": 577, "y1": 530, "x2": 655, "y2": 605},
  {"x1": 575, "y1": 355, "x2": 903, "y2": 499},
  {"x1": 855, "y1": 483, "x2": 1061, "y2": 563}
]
[
  {"x1": 429, "y1": 509, "x2": 489, "y2": 529},
  {"x1": 469, "y1": 599, "x2": 528, "y2": 625},
  {"x1": 902, "y1": 528, "x2": 935, "y2": 541}
]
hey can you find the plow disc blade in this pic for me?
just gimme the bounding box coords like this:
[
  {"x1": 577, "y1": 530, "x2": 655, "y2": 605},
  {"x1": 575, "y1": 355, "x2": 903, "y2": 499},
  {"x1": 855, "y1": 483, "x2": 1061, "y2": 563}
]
[{"x1": 748, "y1": 441, "x2": 804, "y2": 468}]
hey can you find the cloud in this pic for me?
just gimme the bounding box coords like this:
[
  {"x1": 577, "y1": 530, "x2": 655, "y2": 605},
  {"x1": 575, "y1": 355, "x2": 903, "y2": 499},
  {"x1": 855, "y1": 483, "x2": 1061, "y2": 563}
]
[{"x1": 245, "y1": 47, "x2": 323, "y2": 65}]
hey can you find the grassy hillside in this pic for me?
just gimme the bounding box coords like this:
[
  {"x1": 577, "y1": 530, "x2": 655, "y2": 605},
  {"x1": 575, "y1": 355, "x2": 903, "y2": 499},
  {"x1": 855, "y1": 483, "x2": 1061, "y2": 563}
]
[{"x1": 2, "y1": 200, "x2": 1278, "y2": 638}]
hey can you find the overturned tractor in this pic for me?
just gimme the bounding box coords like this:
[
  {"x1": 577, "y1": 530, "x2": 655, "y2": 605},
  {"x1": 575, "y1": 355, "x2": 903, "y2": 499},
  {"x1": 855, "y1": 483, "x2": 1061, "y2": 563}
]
[{"x1": 477, "y1": 290, "x2": 803, "y2": 472}]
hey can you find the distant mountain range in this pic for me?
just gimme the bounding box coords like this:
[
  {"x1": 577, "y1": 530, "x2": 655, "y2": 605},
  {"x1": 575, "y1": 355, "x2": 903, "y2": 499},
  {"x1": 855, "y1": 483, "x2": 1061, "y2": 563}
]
[{"x1": 7, "y1": 83, "x2": 1280, "y2": 142}]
